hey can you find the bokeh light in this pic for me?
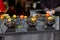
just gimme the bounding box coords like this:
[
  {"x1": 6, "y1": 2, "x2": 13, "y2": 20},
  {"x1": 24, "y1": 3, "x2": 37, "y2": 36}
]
[
  {"x1": 0, "y1": 15, "x2": 4, "y2": 19},
  {"x1": 8, "y1": 18, "x2": 12, "y2": 22},
  {"x1": 20, "y1": 15, "x2": 24, "y2": 19},
  {"x1": 45, "y1": 13, "x2": 50, "y2": 17},
  {"x1": 6, "y1": 16, "x2": 10, "y2": 19},
  {"x1": 24, "y1": 16, "x2": 27, "y2": 19},
  {"x1": 13, "y1": 15, "x2": 16, "y2": 18},
  {"x1": 48, "y1": 17, "x2": 54, "y2": 21},
  {"x1": 31, "y1": 16, "x2": 37, "y2": 22}
]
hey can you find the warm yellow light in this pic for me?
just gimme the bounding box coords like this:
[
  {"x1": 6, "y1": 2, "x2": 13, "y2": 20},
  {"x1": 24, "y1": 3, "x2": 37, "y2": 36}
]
[
  {"x1": 31, "y1": 17, "x2": 37, "y2": 22},
  {"x1": 2, "y1": 14, "x2": 9, "y2": 17},
  {"x1": 6, "y1": 16, "x2": 10, "y2": 19},
  {"x1": 8, "y1": 18, "x2": 12, "y2": 22},
  {"x1": 48, "y1": 17, "x2": 54, "y2": 21},
  {"x1": 13, "y1": 15, "x2": 16, "y2": 18},
  {"x1": 24, "y1": 16, "x2": 27, "y2": 19}
]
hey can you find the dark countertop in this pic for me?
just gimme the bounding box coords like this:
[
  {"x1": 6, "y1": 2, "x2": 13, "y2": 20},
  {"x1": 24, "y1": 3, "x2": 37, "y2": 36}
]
[{"x1": 0, "y1": 30, "x2": 60, "y2": 36}]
